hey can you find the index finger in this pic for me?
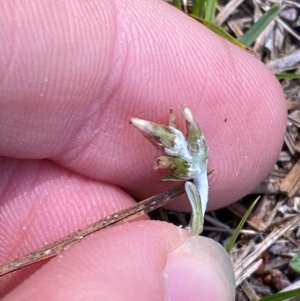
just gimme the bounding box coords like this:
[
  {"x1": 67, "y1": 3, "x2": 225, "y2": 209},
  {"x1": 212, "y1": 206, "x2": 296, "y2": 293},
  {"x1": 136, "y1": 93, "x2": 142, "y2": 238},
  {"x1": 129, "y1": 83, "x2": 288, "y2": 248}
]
[{"x1": 0, "y1": 0, "x2": 286, "y2": 210}]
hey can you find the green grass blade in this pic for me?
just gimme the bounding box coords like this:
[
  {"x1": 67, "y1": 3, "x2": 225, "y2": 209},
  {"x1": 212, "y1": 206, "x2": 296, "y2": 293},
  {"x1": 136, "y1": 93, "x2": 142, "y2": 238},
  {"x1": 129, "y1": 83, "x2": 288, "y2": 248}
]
[
  {"x1": 258, "y1": 288, "x2": 300, "y2": 301},
  {"x1": 225, "y1": 197, "x2": 259, "y2": 253},
  {"x1": 173, "y1": 0, "x2": 181, "y2": 9},
  {"x1": 275, "y1": 73, "x2": 300, "y2": 80},
  {"x1": 239, "y1": 5, "x2": 281, "y2": 47},
  {"x1": 190, "y1": 15, "x2": 248, "y2": 50},
  {"x1": 159, "y1": 208, "x2": 169, "y2": 222},
  {"x1": 191, "y1": 0, "x2": 206, "y2": 17},
  {"x1": 204, "y1": 0, "x2": 217, "y2": 22}
]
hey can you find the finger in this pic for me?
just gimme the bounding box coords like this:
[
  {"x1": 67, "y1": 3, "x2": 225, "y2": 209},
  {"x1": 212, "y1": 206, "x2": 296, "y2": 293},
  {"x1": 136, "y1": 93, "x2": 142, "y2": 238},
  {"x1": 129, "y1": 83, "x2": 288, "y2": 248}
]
[
  {"x1": 3, "y1": 221, "x2": 235, "y2": 301},
  {"x1": 0, "y1": 0, "x2": 286, "y2": 210},
  {"x1": 0, "y1": 157, "x2": 144, "y2": 297}
]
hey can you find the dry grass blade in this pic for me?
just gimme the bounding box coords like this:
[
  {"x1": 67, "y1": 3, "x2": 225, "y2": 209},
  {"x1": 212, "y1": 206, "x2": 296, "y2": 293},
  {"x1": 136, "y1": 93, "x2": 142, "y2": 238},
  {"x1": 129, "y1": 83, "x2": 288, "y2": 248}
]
[
  {"x1": 215, "y1": 0, "x2": 245, "y2": 26},
  {"x1": 0, "y1": 183, "x2": 186, "y2": 276},
  {"x1": 234, "y1": 214, "x2": 300, "y2": 286},
  {"x1": 280, "y1": 158, "x2": 300, "y2": 197},
  {"x1": 267, "y1": 49, "x2": 300, "y2": 72},
  {"x1": 236, "y1": 259, "x2": 263, "y2": 287},
  {"x1": 240, "y1": 280, "x2": 260, "y2": 301}
]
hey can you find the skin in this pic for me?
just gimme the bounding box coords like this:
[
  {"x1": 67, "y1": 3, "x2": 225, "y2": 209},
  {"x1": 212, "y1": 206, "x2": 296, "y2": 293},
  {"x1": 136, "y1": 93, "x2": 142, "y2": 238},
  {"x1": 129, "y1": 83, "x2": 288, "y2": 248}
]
[{"x1": 0, "y1": 0, "x2": 286, "y2": 300}]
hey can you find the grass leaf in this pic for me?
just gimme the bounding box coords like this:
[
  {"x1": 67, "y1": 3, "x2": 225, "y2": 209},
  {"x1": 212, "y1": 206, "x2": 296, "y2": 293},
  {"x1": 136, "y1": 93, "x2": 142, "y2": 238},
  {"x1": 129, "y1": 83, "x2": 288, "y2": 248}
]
[
  {"x1": 191, "y1": 0, "x2": 206, "y2": 18},
  {"x1": 190, "y1": 15, "x2": 248, "y2": 50},
  {"x1": 258, "y1": 288, "x2": 300, "y2": 301},
  {"x1": 204, "y1": 0, "x2": 217, "y2": 22},
  {"x1": 239, "y1": 5, "x2": 281, "y2": 47},
  {"x1": 275, "y1": 73, "x2": 300, "y2": 80},
  {"x1": 173, "y1": 0, "x2": 181, "y2": 9},
  {"x1": 225, "y1": 197, "x2": 259, "y2": 253}
]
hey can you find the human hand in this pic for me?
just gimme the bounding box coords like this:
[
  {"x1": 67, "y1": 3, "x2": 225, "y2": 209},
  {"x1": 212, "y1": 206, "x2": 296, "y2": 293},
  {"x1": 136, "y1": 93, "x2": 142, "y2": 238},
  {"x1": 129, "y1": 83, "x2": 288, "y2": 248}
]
[{"x1": 0, "y1": 0, "x2": 286, "y2": 300}]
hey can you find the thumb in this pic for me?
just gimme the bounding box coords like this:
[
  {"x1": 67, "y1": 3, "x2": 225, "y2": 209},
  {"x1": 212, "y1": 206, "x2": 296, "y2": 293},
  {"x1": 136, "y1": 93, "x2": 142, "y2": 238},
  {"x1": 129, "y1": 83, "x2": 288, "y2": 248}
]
[{"x1": 3, "y1": 222, "x2": 235, "y2": 301}]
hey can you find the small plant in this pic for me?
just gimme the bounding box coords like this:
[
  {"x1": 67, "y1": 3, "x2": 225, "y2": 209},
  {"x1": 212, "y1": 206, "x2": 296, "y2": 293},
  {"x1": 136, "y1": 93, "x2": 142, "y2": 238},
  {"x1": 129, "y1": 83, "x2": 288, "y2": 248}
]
[{"x1": 131, "y1": 106, "x2": 209, "y2": 235}]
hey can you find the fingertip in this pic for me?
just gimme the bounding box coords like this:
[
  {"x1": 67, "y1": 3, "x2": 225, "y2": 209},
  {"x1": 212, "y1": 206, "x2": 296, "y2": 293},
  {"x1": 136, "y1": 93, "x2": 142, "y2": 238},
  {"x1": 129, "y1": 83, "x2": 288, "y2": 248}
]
[
  {"x1": 3, "y1": 221, "x2": 235, "y2": 301},
  {"x1": 164, "y1": 236, "x2": 235, "y2": 301}
]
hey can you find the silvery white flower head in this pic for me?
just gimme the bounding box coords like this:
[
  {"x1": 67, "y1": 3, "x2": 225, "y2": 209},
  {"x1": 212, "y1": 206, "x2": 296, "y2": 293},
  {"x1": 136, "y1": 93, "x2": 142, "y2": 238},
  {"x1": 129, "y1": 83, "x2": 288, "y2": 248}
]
[{"x1": 130, "y1": 106, "x2": 209, "y2": 235}]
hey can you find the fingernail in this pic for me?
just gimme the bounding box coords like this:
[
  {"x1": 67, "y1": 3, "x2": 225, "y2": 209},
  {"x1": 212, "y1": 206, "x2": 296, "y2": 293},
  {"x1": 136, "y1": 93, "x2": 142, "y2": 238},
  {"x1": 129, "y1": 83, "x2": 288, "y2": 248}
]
[{"x1": 164, "y1": 236, "x2": 235, "y2": 301}]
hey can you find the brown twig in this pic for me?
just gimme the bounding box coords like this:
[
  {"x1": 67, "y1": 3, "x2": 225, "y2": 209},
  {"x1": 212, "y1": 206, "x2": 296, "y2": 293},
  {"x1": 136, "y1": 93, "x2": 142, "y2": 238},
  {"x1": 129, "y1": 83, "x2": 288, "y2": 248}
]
[{"x1": 0, "y1": 183, "x2": 186, "y2": 277}]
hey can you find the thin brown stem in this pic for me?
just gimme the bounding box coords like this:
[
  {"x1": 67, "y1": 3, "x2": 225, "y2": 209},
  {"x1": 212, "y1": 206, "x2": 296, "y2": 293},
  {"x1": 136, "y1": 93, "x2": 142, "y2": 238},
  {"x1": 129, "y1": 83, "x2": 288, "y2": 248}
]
[{"x1": 0, "y1": 183, "x2": 186, "y2": 277}]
